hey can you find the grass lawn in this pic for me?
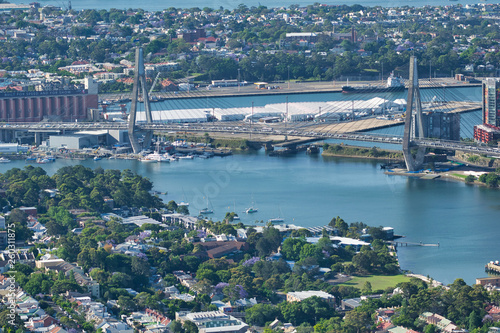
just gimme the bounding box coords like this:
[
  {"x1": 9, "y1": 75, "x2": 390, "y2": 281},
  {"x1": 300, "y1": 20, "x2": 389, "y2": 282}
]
[
  {"x1": 452, "y1": 173, "x2": 467, "y2": 179},
  {"x1": 338, "y1": 274, "x2": 411, "y2": 291}
]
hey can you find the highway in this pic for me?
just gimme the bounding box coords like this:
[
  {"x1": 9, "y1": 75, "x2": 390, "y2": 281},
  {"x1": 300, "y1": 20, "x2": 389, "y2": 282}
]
[{"x1": 1, "y1": 120, "x2": 499, "y2": 157}]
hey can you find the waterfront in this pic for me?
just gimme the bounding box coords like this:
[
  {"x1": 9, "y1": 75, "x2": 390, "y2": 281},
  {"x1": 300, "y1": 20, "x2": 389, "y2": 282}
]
[
  {"x1": 9, "y1": 0, "x2": 493, "y2": 11},
  {"x1": 1, "y1": 149, "x2": 499, "y2": 285}
]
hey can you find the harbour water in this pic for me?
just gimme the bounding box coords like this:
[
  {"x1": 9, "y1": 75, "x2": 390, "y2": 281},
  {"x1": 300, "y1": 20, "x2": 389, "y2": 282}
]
[
  {"x1": 10, "y1": 0, "x2": 491, "y2": 11},
  {"x1": 0, "y1": 86, "x2": 492, "y2": 285},
  {"x1": 1, "y1": 149, "x2": 500, "y2": 286}
]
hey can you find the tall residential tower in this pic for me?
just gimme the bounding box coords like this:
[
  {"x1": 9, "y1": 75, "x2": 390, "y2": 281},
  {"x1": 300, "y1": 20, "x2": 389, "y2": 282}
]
[{"x1": 474, "y1": 78, "x2": 500, "y2": 143}]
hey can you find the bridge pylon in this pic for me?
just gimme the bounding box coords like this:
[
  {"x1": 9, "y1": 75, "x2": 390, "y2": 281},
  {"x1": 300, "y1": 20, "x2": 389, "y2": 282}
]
[
  {"x1": 128, "y1": 48, "x2": 153, "y2": 154},
  {"x1": 403, "y1": 56, "x2": 426, "y2": 171}
]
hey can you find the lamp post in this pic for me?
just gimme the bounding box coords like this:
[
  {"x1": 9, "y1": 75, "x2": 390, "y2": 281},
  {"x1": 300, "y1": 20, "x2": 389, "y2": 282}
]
[
  {"x1": 287, "y1": 66, "x2": 290, "y2": 89},
  {"x1": 238, "y1": 68, "x2": 241, "y2": 92},
  {"x1": 250, "y1": 101, "x2": 253, "y2": 140}
]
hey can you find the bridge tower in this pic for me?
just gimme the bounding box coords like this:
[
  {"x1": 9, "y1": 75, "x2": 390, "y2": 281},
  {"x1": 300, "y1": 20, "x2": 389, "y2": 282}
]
[
  {"x1": 128, "y1": 48, "x2": 153, "y2": 153},
  {"x1": 403, "y1": 56, "x2": 426, "y2": 171}
]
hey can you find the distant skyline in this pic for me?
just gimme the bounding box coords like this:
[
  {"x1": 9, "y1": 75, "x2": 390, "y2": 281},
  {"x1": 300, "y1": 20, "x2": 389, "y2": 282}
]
[{"x1": 9, "y1": 0, "x2": 490, "y2": 11}]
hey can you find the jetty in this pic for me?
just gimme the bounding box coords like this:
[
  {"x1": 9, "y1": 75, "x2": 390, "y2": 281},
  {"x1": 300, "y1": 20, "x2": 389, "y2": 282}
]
[
  {"x1": 486, "y1": 261, "x2": 500, "y2": 274},
  {"x1": 389, "y1": 241, "x2": 440, "y2": 247}
]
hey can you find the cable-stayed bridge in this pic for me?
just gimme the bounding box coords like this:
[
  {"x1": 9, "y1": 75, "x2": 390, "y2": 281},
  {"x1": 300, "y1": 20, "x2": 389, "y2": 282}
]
[
  {"x1": 2, "y1": 121, "x2": 498, "y2": 156},
  {"x1": 0, "y1": 49, "x2": 496, "y2": 169}
]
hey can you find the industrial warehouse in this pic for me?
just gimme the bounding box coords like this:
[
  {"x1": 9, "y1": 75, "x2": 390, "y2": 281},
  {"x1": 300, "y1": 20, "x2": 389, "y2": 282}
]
[{"x1": 132, "y1": 97, "x2": 407, "y2": 124}]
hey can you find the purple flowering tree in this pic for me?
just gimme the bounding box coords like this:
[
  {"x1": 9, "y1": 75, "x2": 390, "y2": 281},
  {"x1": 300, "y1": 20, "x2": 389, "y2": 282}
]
[
  {"x1": 222, "y1": 283, "x2": 248, "y2": 301},
  {"x1": 242, "y1": 257, "x2": 260, "y2": 267},
  {"x1": 215, "y1": 282, "x2": 229, "y2": 293}
]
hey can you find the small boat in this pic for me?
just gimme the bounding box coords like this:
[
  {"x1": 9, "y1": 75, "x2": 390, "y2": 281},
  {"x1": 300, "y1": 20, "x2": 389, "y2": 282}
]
[
  {"x1": 178, "y1": 155, "x2": 194, "y2": 160},
  {"x1": 269, "y1": 206, "x2": 285, "y2": 223},
  {"x1": 233, "y1": 214, "x2": 240, "y2": 220},
  {"x1": 164, "y1": 153, "x2": 178, "y2": 161},
  {"x1": 202, "y1": 151, "x2": 214, "y2": 158},
  {"x1": 37, "y1": 158, "x2": 51, "y2": 164},
  {"x1": 306, "y1": 145, "x2": 320, "y2": 154},
  {"x1": 142, "y1": 152, "x2": 170, "y2": 163},
  {"x1": 0, "y1": 157, "x2": 11, "y2": 163},
  {"x1": 26, "y1": 156, "x2": 37, "y2": 162},
  {"x1": 94, "y1": 156, "x2": 102, "y2": 161},
  {"x1": 140, "y1": 157, "x2": 156, "y2": 162},
  {"x1": 245, "y1": 207, "x2": 258, "y2": 214},
  {"x1": 200, "y1": 197, "x2": 214, "y2": 215},
  {"x1": 178, "y1": 201, "x2": 189, "y2": 206}
]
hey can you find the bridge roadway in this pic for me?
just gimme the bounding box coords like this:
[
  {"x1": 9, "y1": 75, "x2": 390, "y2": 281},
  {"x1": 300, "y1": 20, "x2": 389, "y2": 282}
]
[{"x1": 2, "y1": 122, "x2": 499, "y2": 157}]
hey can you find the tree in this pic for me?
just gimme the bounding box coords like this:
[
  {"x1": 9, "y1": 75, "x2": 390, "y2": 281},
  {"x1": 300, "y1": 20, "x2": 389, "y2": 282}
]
[
  {"x1": 177, "y1": 205, "x2": 189, "y2": 215},
  {"x1": 329, "y1": 216, "x2": 348, "y2": 236},
  {"x1": 485, "y1": 173, "x2": 499, "y2": 188},
  {"x1": 465, "y1": 175, "x2": 475, "y2": 183},
  {"x1": 7, "y1": 209, "x2": 33, "y2": 241},
  {"x1": 183, "y1": 320, "x2": 199, "y2": 333},
  {"x1": 257, "y1": 227, "x2": 282, "y2": 256},
  {"x1": 245, "y1": 304, "x2": 280, "y2": 326},
  {"x1": 170, "y1": 320, "x2": 184, "y2": 333},
  {"x1": 424, "y1": 324, "x2": 437, "y2": 333},
  {"x1": 117, "y1": 295, "x2": 136, "y2": 312},
  {"x1": 343, "y1": 309, "x2": 372, "y2": 333},
  {"x1": 51, "y1": 280, "x2": 83, "y2": 294},
  {"x1": 281, "y1": 238, "x2": 306, "y2": 261}
]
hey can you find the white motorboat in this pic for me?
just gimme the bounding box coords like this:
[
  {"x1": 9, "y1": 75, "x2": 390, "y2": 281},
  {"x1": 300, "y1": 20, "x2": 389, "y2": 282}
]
[
  {"x1": 245, "y1": 207, "x2": 258, "y2": 214},
  {"x1": 178, "y1": 155, "x2": 194, "y2": 160},
  {"x1": 142, "y1": 152, "x2": 170, "y2": 162}
]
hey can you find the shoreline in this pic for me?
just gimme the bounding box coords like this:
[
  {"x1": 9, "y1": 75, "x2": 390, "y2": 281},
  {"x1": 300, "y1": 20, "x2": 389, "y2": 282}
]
[{"x1": 322, "y1": 152, "x2": 402, "y2": 161}]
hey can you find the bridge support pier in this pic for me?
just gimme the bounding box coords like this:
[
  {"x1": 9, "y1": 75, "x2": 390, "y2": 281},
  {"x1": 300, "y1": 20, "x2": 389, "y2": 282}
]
[
  {"x1": 34, "y1": 132, "x2": 42, "y2": 145},
  {"x1": 128, "y1": 48, "x2": 153, "y2": 154},
  {"x1": 403, "y1": 56, "x2": 426, "y2": 171}
]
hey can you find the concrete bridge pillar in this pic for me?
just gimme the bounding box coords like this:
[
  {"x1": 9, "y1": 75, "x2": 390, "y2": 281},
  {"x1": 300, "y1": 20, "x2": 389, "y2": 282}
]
[
  {"x1": 128, "y1": 48, "x2": 153, "y2": 153},
  {"x1": 34, "y1": 132, "x2": 42, "y2": 145},
  {"x1": 403, "y1": 56, "x2": 426, "y2": 171}
]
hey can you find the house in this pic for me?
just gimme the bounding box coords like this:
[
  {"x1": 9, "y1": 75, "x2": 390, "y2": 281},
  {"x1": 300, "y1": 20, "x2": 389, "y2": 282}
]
[
  {"x1": 25, "y1": 314, "x2": 58, "y2": 330},
  {"x1": 192, "y1": 241, "x2": 249, "y2": 259},
  {"x1": 341, "y1": 297, "x2": 363, "y2": 310},
  {"x1": 176, "y1": 311, "x2": 249, "y2": 333},
  {"x1": 37, "y1": 258, "x2": 100, "y2": 297},
  {"x1": 388, "y1": 327, "x2": 420, "y2": 333},
  {"x1": 18, "y1": 206, "x2": 37, "y2": 217},
  {"x1": 212, "y1": 298, "x2": 258, "y2": 314},
  {"x1": 419, "y1": 312, "x2": 457, "y2": 332},
  {"x1": 97, "y1": 319, "x2": 133, "y2": 333}
]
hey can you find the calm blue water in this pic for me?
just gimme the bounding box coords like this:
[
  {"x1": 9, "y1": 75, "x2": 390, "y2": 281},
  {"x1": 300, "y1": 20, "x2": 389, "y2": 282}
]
[
  {"x1": 2, "y1": 150, "x2": 499, "y2": 286},
  {"x1": 133, "y1": 86, "x2": 482, "y2": 111},
  {"x1": 11, "y1": 0, "x2": 492, "y2": 11},
  {"x1": 0, "y1": 86, "x2": 491, "y2": 285}
]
